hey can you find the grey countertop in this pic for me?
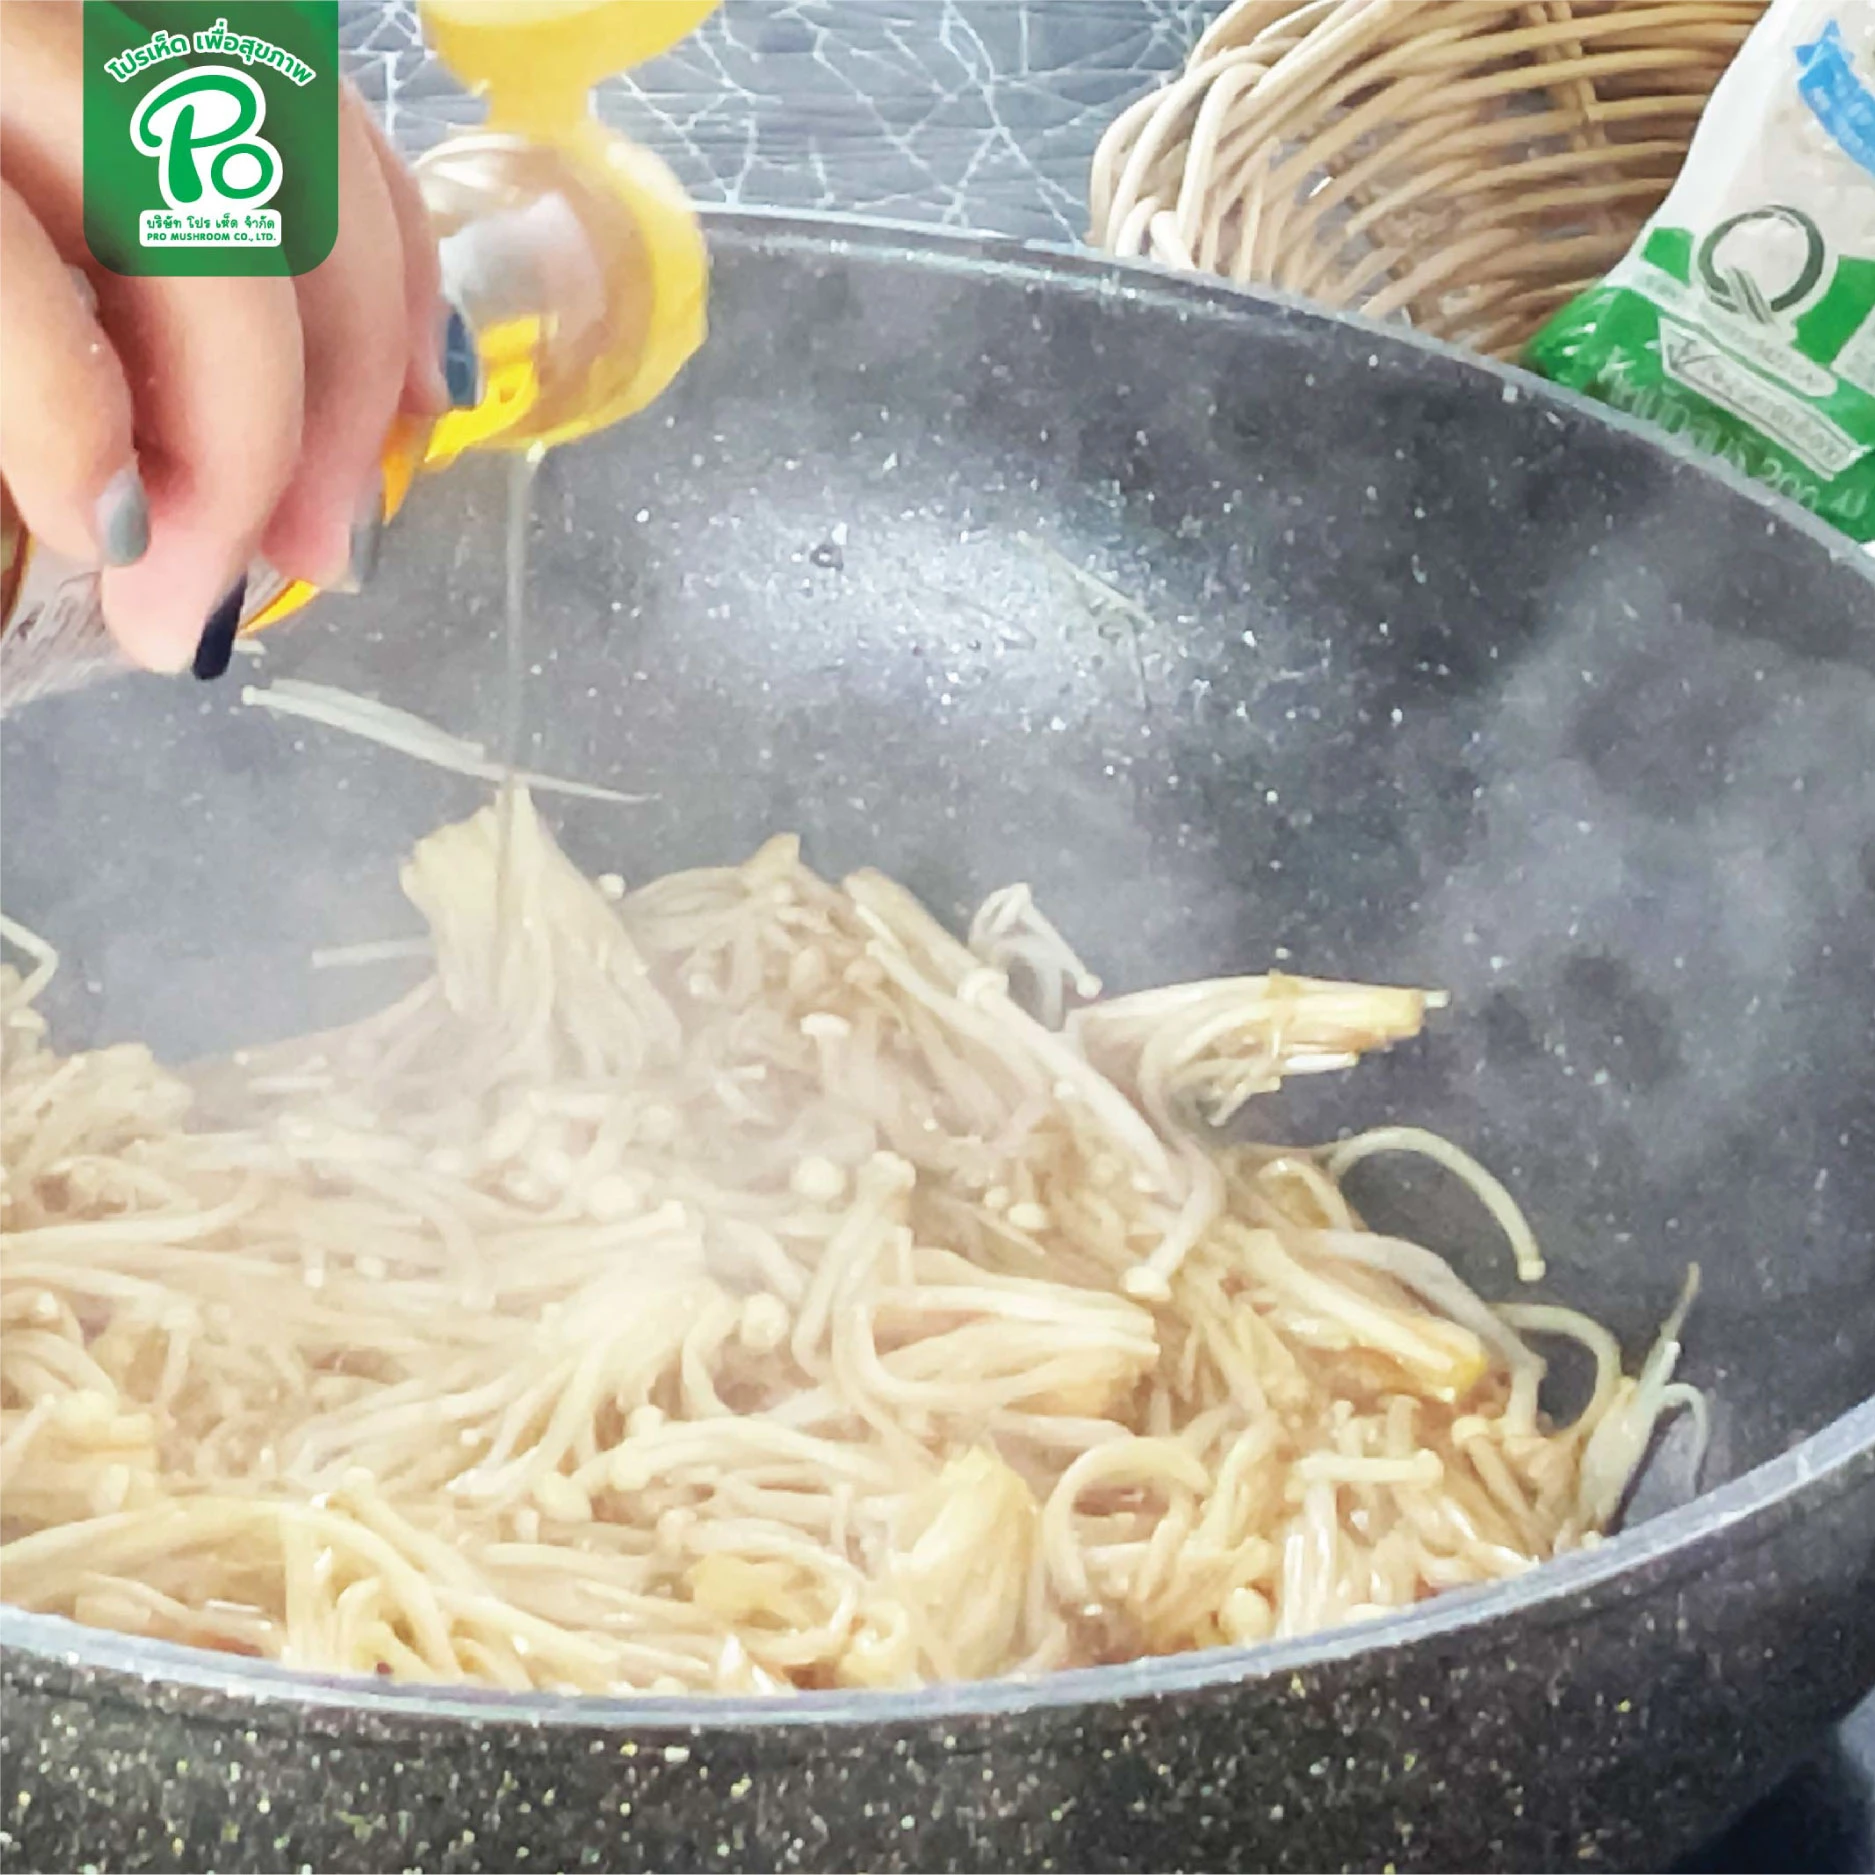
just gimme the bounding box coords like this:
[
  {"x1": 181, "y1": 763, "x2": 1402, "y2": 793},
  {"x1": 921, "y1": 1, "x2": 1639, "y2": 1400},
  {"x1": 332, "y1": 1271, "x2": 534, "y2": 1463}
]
[
  {"x1": 333, "y1": 3, "x2": 1872, "y2": 1868},
  {"x1": 343, "y1": 0, "x2": 1212, "y2": 245}
]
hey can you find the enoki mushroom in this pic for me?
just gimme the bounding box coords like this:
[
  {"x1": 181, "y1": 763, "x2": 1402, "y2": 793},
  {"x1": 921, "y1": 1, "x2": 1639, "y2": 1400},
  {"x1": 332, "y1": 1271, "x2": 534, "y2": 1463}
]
[{"x1": 0, "y1": 796, "x2": 1699, "y2": 1693}]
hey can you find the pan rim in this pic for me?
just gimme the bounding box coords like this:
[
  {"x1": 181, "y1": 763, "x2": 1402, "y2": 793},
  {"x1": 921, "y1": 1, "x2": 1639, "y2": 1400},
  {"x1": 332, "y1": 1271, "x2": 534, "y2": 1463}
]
[
  {"x1": 4, "y1": 209, "x2": 1871, "y2": 1732},
  {"x1": 699, "y1": 206, "x2": 1875, "y2": 593},
  {"x1": 4, "y1": 1397, "x2": 1869, "y2": 1728}
]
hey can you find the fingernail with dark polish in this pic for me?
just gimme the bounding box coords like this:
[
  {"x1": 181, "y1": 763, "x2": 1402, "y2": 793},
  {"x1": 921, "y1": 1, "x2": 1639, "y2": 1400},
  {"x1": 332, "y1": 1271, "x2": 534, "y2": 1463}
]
[
  {"x1": 441, "y1": 302, "x2": 482, "y2": 409},
  {"x1": 330, "y1": 474, "x2": 384, "y2": 595},
  {"x1": 192, "y1": 577, "x2": 247, "y2": 681},
  {"x1": 96, "y1": 467, "x2": 150, "y2": 567}
]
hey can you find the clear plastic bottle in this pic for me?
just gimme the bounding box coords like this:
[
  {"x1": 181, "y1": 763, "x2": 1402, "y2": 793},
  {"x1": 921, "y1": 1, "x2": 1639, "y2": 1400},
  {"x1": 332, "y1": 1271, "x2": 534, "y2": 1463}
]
[{"x1": 0, "y1": 0, "x2": 717, "y2": 700}]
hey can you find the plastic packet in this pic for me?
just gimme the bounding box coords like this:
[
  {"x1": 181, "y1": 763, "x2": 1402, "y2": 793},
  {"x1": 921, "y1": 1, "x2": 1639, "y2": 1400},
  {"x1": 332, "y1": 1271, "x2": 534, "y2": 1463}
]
[{"x1": 1524, "y1": 0, "x2": 1875, "y2": 544}]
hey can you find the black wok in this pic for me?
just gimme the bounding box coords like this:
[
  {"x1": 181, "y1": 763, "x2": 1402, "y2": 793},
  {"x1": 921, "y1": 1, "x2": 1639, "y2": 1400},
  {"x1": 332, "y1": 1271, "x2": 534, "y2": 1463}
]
[{"x1": 2, "y1": 212, "x2": 1872, "y2": 1873}]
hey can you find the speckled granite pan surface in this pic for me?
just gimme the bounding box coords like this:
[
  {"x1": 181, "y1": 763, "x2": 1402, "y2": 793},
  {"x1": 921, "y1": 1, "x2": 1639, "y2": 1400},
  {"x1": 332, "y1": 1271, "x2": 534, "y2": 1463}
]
[
  {"x1": 348, "y1": 14, "x2": 1875, "y2": 1856},
  {"x1": 0, "y1": 5, "x2": 1870, "y2": 1870},
  {"x1": 5, "y1": 207, "x2": 1873, "y2": 1875}
]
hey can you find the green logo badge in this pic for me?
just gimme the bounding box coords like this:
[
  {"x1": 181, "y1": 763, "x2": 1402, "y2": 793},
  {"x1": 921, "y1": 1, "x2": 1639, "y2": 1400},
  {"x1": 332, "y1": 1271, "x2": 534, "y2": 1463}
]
[{"x1": 84, "y1": 2, "x2": 338, "y2": 276}]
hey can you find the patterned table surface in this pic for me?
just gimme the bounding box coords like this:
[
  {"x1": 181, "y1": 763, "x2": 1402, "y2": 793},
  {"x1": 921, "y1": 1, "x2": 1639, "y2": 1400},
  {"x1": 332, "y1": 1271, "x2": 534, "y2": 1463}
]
[
  {"x1": 336, "y1": 4, "x2": 1872, "y2": 1868},
  {"x1": 343, "y1": 0, "x2": 1213, "y2": 246}
]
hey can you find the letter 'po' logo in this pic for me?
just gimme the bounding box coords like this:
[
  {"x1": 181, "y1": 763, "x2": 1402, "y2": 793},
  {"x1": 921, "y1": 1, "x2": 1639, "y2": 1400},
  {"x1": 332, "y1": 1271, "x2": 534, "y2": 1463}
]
[{"x1": 130, "y1": 66, "x2": 282, "y2": 211}]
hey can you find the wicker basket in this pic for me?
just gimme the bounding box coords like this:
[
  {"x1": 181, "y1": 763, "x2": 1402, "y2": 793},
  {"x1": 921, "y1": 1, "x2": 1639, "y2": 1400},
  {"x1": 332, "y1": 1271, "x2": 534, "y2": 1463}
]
[{"x1": 1089, "y1": 0, "x2": 1769, "y2": 358}]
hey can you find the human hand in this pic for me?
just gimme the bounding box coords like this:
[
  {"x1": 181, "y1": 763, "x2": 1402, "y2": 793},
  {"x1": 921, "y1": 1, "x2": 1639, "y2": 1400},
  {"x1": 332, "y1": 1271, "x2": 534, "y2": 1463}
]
[{"x1": 0, "y1": 0, "x2": 462, "y2": 675}]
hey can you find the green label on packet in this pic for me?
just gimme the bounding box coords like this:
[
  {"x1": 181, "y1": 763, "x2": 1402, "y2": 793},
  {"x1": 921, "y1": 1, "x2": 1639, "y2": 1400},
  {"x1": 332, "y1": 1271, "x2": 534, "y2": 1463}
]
[
  {"x1": 1521, "y1": 0, "x2": 1875, "y2": 547},
  {"x1": 83, "y1": 1, "x2": 338, "y2": 277},
  {"x1": 1525, "y1": 210, "x2": 1875, "y2": 544}
]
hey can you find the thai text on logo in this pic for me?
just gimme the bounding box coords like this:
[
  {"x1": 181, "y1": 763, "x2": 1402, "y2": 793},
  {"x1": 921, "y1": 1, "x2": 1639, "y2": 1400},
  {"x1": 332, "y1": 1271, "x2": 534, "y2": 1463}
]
[
  {"x1": 102, "y1": 17, "x2": 316, "y2": 85},
  {"x1": 104, "y1": 18, "x2": 318, "y2": 248}
]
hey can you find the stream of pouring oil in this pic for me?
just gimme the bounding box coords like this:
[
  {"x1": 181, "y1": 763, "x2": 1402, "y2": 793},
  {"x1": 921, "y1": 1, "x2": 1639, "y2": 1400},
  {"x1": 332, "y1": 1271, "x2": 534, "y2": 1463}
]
[{"x1": 493, "y1": 445, "x2": 546, "y2": 993}]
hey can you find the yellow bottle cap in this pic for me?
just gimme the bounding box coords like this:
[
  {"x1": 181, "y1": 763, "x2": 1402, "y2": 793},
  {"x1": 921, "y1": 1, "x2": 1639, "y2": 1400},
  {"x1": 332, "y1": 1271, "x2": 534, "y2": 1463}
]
[
  {"x1": 418, "y1": 0, "x2": 715, "y2": 455},
  {"x1": 555, "y1": 128, "x2": 707, "y2": 437},
  {"x1": 419, "y1": 127, "x2": 708, "y2": 465},
  {"x1": 247, "y1": 0, "x2": 719, "y2": 638},
  {"x1": 419, "y1": 0, "x2": 721, "y2": 135}
]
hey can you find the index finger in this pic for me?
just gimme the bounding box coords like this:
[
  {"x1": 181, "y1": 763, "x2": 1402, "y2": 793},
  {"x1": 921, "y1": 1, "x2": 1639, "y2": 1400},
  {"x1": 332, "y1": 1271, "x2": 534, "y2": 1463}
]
[
  {"x1": 95, "y1": 269, "x2": 305, "y2": 673},
  {"x1": 0, "y1": 0, "x2": 306, "y2": 674}
]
